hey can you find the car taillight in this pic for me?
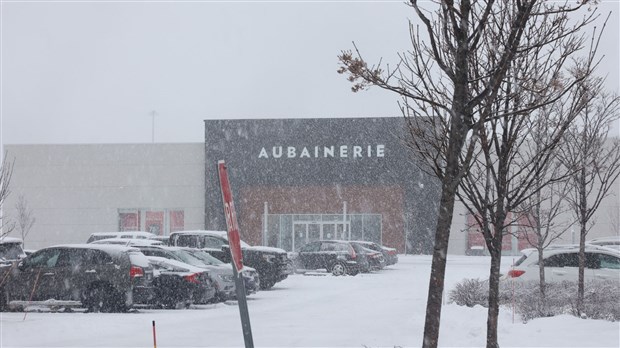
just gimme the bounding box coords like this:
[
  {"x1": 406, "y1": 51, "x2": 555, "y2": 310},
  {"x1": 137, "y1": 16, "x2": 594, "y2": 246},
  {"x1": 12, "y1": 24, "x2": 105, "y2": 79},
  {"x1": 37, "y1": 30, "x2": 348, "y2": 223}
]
[
  {"x1": 130, "y1": 265, "x2": 144, "y2": 279},
  {"x1": 183, "y1": 273, "x2": 201, "y2": 284},
  {"x1": 350, "y1": 246, "x2": 356, "y2": 259},
  {"x1": 507, "y1": 269, "x2": 525, "y2": 278}
]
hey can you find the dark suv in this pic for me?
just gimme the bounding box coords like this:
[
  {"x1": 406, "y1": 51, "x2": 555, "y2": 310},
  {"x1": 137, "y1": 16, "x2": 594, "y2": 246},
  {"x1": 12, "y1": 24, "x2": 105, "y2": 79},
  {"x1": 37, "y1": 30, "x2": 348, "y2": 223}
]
[
  {"x1": 292, "y1": 240, "x2": 361, "y2": 276},
  {"x1": 170, "y1": 230, "x2": 290, "y2": 290},
  {"x1": 0, "y1": 244, "x2": 154, "y2": 312}
]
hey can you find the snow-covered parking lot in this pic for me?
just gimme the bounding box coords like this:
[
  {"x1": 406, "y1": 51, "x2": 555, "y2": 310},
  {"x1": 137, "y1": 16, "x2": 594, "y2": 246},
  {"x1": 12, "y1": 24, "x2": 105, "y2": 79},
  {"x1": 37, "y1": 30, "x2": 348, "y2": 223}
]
[{"x1": 1, "y1": 255, "x2": 618, "y2": 347}]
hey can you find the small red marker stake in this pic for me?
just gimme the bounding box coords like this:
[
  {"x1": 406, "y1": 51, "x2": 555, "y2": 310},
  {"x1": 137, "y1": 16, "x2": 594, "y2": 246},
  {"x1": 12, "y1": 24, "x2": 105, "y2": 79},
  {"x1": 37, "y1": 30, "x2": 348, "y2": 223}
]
[{"x1": 152, "y1": 320, "x2": 157, "y2": 348}]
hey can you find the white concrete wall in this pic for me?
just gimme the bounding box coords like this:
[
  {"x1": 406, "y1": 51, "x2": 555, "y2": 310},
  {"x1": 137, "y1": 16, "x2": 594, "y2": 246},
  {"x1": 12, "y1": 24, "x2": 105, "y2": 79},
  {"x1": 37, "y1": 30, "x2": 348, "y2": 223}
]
[{"x1": 3, "y1": 143, "x2": 205, "y2": 250}]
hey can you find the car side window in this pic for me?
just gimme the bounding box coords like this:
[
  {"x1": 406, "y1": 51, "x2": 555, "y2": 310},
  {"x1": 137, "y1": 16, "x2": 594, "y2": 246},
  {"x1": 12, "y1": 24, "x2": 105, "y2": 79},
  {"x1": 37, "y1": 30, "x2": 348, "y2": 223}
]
[
  {"x1": 202, "y1": 236, "x2": 225, "y2": 249},
  {"x1": 585, "y1": 253, "x2": 600, "y2": 269},
  {"x1": 86, "y1": 250, "x2": 113, "y2": 265},
  {"x1": 544, "y1": 253, "x2": 579, "y2": 268},
  {"x1": 25, "y1": 248, "x2": 62, "y2": 268},
  {"x1": 176, "y1": 235, "x2": 199, "y2": 248},
  {"x1": 320, "y1": 243, "x2": 336, "y2": 252},
  {"x1": 599, "y1": 254, "x2": 620, "y2": 269},
  {"x1": 300, "y1": 242, "x2": 320, "y2": 252},
  {"x1": 56, "y1": 249, "x2": 85, "y2": 268},
  {"x1": 333, "y1": 243, "x2": 349, "y2": 252}
]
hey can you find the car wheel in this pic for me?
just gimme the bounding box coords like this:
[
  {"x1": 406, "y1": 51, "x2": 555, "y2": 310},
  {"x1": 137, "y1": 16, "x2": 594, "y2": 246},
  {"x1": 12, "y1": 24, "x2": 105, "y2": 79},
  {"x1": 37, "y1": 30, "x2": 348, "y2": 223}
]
[
  {"x1": 286, "y1": 260, "x2": 296, "y2": 274},
  {"x1": 331, "y1": 262, "x2": 347, "y2": 276},
  {"x1": 260, "y1": 279, "x2": 276, "y2": 290},
  {"x1": 348, "y1": 268, "x2": 360, "y2": 276},
  {"x1": 84, "y1": 284, "x2": 126, "y2": 313}
]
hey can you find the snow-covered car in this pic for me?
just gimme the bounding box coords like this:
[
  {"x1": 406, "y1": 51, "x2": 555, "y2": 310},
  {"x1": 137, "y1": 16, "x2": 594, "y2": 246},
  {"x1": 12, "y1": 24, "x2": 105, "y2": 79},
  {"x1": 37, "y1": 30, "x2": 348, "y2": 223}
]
[
  {"x1": 169, "y1": 230, "x2": 290, "y2": 289},
  {"x1": 503, "y1": 244, "x2": 620, "y2": 283},
  {"x1": 0, "y1": 237, "x2": 27, "y2": 263},
  {"x1": 587, "y1": 236, "x2": 620, "y2": 251},
  {"x1": 350, "y1": 240, "x2": 399, "y2": 266},
  {"x1": 290, "y1": 240, "x2": 361, "y2": 276},
  {"x1": 130, "y1": 245, "x2": 236, "y2": 302},
  {"x1": 0, "y1": 244, "x2": 154, "y2": 312},
  {"x1": 183, "y1": 248, "x2": 261, "y2": 296},
  {"x1": 146, "y1": 256, "x2": 217, "y2": 308},
  {"x1": 350, "y1": 242, "x2": 386, "y2": 271}
]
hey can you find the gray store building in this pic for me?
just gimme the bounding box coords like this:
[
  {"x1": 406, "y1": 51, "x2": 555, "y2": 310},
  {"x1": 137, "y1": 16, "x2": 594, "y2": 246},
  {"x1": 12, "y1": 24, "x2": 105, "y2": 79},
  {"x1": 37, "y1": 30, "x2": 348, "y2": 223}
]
[
  {"x1": 3, "y1": 117, "x2": 616, "y2": 254},
  {"x1": 204, "y1": 117, "x2": 441, "y2": 254}
]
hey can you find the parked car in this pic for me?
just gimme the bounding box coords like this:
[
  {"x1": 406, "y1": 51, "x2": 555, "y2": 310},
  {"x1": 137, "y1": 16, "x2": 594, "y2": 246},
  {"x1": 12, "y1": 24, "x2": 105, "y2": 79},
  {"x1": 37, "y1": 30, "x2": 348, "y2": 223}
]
[
  {"x1": 0, "y1": 244, "x2": 154, "y2": 312},
  {"x1": 147, "y1": 256, "x2": 216, "y2": 308},
  {"x1": 587, "y1": 236, "x2": 620, "y2": 251},
  {"x1": 291, "y1": 240, "x2": 361, "y2": 276},
  {"x1": 86, "y1": 231, "x2": 156, "y2": 244},
  {"x1": 169, "y1": 230, "x2": 291, "y2": 290},
  {"x1": 503, "y1": 244, "x2": 620, "y2": 283},
  {"x1": 350, "y1": 240, "x2": 398, "y2": 266},
  {"x1": 184, "y1": 248, "x2": 261, "y2": 296},
  {"x1": 0, "y1": 237, "x2": 27, "y2": 263},
  {"x1": 130, "y1": 245, "x2": 236, "y2": 302},
  {"x1": 349, "y1": 242, "x2": 386, "y2": 271}
]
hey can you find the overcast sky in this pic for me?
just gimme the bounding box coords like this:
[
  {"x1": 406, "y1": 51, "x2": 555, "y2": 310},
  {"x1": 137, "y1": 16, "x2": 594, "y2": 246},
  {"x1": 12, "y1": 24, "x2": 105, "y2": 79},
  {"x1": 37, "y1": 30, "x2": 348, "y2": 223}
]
[{"x1": 1, "y1": 1, "x2": 618, "y2": 146}]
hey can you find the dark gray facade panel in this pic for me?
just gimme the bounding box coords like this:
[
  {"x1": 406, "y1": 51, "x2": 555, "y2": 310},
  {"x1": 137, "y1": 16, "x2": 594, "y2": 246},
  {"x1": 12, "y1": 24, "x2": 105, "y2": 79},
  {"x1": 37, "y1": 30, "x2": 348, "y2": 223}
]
[{"x1": 204, "y1": 117, "x2": 440, "y2": 254}]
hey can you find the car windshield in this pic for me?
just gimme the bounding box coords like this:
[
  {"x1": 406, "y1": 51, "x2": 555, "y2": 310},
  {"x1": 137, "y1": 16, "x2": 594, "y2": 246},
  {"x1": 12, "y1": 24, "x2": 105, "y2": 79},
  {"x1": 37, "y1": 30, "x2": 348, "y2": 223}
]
[
  {"x1": 187, "y1": 250, "x2": 224, "y2": 265},
  {"x1": 168, "y1": 249, "x2": 208, "y2": 267}
]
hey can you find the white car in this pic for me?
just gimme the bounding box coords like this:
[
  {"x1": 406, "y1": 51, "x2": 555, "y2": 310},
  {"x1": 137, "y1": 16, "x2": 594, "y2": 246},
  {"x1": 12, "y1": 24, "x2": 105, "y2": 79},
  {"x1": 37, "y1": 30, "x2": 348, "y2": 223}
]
[
  {"x1": 587, "y1": 236, "x2": 620, "y2": 251},
  {"x1": 504, "y1": 244, "x2": 620, "y2": 283}
]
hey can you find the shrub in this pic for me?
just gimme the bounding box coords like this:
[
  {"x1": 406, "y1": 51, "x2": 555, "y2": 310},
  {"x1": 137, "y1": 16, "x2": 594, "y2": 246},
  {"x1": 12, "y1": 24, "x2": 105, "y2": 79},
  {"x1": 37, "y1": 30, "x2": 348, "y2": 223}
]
[
  {"x1": 450, "y1": 278, "x2": 620, "y2": 322},
  {"x1": 448, "y1": 278, "x2": 488, "y2": 307}
]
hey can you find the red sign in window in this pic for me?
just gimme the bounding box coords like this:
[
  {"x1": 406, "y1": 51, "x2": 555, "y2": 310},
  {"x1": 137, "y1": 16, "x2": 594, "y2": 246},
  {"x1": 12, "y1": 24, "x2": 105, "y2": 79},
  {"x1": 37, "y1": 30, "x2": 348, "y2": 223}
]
[
  {"x1": 146, "y1": 211, "x2": 164, "y2": 235},
  {"x1": 120, "y1": 212, "x2": 140, "y2": 231},
  {"x1": 170, "y1": 210, "x2": 185, "y2": 232}
]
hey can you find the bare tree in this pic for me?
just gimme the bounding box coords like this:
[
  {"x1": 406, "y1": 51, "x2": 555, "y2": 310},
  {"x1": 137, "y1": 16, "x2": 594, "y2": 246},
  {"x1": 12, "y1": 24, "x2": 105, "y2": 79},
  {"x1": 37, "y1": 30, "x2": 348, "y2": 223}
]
[
  {"x1": 457, "y1": 38, "x2": 599, "y2": 345},
  {"x1": 337, "y1": 1, "x2": 599, "y2": 347},
  {"x1": 513, "y1": 99, "x2": 582, "y2": 305},
  {"x1": 15, "y1": 195, "x2": 36, "y2": 249},
  {"x1": 560, "y1": 83, "x2": 620, "y2": 316},
  {"x1": 0, "y1": 154, "x2": 15, "y2": 238}
]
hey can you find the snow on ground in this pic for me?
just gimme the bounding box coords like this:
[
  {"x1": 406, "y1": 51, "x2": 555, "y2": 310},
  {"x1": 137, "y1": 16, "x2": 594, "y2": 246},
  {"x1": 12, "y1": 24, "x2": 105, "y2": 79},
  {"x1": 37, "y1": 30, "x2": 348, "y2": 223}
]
[{"x1": 1, "y1": 255, "x2": 618, "y2": 348}]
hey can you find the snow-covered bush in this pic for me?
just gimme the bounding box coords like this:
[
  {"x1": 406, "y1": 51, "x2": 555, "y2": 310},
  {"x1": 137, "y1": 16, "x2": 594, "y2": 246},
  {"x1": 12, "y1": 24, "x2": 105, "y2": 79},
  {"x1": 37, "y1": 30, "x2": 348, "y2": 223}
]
[
  {"x1": 448, "y1": 278, "x2": 488, "y2": 307},
  {"x1": 450, "y1": 278, "x2": 620, "y2": 322}
]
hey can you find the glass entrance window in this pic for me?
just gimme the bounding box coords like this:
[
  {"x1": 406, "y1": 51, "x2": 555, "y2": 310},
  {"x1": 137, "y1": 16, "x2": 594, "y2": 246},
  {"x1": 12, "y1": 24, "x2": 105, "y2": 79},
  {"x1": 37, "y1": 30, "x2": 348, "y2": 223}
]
[
  {"x1": 323, "y1": 224, "x2": 336, "y2": 240},
  {"x1": 264, "y1": 213, "x2": 382, "y2": 252},
  {"x1": 308, "y1": 224, "x2": 321, "y2": 242}
]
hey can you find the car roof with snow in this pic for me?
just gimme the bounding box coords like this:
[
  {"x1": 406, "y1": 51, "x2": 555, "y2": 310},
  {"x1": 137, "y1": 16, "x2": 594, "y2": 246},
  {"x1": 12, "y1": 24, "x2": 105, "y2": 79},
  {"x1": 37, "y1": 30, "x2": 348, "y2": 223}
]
[
  {"x1": 47, "y1": 243, "x2": 144, "y2": 256},
  {"x1": 90, "y1": 238, "x2": 164, "y2": 246},
  {"x1": 0, "y1": 237, "x2": 23, "y2": 244},
  {"x1": 170, "y1": 230, "x2": 228, "y2": 237}
]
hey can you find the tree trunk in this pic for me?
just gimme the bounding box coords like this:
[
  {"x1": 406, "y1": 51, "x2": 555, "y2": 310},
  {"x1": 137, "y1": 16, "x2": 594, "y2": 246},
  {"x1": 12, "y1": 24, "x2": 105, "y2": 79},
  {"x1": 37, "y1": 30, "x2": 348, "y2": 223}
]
[
  {"x1": 577, "y1": 222, "x2": 587, "y2": 316},
  {"x1": 422, "y1": 178, "x2": 459, "y2": 348},
  {"x1": 577, "y1": 166, "x2": 587, "y2": 316},
  {"x1": 537, "y1": 247, "x2": 546, "y2": 310},
  {"x1": 486, "y1": 230, "x2": 504, "y2": 348}
]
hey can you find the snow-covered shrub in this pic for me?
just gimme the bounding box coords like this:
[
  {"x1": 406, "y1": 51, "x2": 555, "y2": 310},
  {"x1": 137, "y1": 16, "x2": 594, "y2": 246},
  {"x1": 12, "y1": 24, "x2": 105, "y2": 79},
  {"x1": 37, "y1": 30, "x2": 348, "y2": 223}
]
[
  {"x1": 451, "y1": 278, "x2": 619, "y2": 322},
  {"x1": 499, "y1": 280, "x2": 620, "y2": 322},
  {"x1": 448, "y1": 278, "x2": 488, "y2": 307}
]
